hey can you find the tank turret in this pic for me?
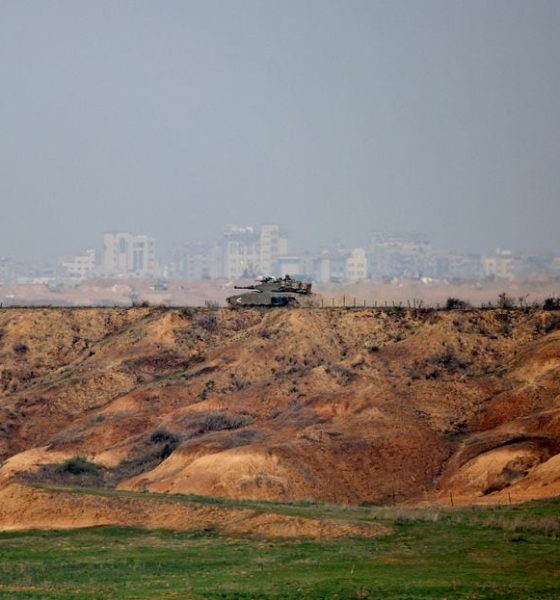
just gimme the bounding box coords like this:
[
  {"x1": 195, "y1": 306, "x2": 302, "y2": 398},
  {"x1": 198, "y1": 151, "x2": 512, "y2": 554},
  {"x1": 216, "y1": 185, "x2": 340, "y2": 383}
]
[{"x1": 226, "y1": 276, "x2": 313, "y2": 307}]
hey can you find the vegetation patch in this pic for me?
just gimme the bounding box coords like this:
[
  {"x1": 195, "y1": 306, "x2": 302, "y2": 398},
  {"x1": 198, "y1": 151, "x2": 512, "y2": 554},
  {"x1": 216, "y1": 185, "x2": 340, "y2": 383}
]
[
  {"x1": 0, "y1": 494, "x2": 559, "y2": 599},
  {"x1": 21, "y1": 456, "x2": 107, "y2": 487},
  {"x1": 445, "y1": 297, "x2": 470, "y2": 310},
  {"x1": 197, "y1": 411, "x2": 255, "y2": 433}
]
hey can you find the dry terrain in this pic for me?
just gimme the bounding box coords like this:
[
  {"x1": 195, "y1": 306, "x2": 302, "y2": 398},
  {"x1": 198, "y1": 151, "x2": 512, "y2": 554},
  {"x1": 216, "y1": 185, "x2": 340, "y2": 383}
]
[
  {"x1": 0, "y1": 305, "x2": 559, "y2": 531},
  {"x1": 2, "y1": 277, "x2": 560, "y2": 308}
]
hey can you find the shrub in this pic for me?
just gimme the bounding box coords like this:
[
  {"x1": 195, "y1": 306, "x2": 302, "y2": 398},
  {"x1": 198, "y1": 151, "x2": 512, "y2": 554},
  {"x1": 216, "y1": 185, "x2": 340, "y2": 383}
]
[
  {"x1": 112, "y1": 431, "x2": 181, "y2": 482},
  {"x1": 196, "y1": 312, "x2": 219, "y2": 332},
  {"x1": 445, "y1": 298, "x2": 469, "y2": 310},
  {"x1": 228, "y1": 372, "x2": 247, "y2": 390},
  {"x1": 19, "y1": 456, "x2": 106, "y2": 487},
  {"x1": 198, "y1": 411, "x2": 254, "y2": 433},
  {"x1": 543, "y1": 297, "x2": 560, "y2": 311},
  {"x1": 227, "y1": 429, "x2": 266, "y2": 448},
  {"x1": 150, "y1": 429, "x2": 179, "y2": 445},
  {"x1": 159, "y1": 443, "x2": 176, "y2": 460},
  {"x1": 497, "y1": 292, "x2": 515, "y2": 309},
  {"x1": 12, "y1": 343, "x2": 28, "y2": 354},
  {"x1": 56, "y1": 456, "x2": 100, "y2": 476},
  {"x1": 132, "y1": 300, "x2": 151, "y2": 308},
  {"x1": 325, "y1": 363, "x2": 355, "y2": 384},
  {"x1": 428, "y1": 347, "x2": 468, "y2": 373}
]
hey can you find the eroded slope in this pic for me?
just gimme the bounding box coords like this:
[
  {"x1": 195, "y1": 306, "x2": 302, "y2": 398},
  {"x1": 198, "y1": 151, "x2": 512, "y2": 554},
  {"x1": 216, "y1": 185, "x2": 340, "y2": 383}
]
[{"x1": 0, "y1": 306, "x2": 559, "y2": 507}]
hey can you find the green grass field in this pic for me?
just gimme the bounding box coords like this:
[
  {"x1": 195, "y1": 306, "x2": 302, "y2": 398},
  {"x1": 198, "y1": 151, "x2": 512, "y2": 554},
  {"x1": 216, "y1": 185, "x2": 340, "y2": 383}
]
[{"x1": 0, "y1": 493, "x2": 559, "y2": 599}]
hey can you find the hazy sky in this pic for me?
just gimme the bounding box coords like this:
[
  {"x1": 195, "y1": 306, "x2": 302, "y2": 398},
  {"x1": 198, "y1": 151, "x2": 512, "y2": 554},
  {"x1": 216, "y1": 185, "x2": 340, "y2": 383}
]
[{"x1": 1, "y1": 0, "x2": 559, "y2": 259}]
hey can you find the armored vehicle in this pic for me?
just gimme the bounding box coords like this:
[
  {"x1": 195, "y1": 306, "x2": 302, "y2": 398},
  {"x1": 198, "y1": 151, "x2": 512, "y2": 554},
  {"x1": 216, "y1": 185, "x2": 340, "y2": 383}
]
[{"x1": 226, "y1": 276, "x2": 313, "y2": 308}]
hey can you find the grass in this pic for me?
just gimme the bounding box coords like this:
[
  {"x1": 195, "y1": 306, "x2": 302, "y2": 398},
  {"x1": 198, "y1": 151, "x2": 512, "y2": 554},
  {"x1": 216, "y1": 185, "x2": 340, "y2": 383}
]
[
  {"x1": 25, "y1": 483, "x2": 560, "y2": 533},
  {"x1": 0, "y1": 490, "x2": 559, "y2": 599}
]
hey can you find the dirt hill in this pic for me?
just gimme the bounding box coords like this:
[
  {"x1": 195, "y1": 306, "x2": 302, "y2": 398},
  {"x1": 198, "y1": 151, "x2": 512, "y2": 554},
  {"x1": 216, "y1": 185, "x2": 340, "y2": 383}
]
[{"x1": 0, "y1": 306, "x2": 559, "y2": 518}]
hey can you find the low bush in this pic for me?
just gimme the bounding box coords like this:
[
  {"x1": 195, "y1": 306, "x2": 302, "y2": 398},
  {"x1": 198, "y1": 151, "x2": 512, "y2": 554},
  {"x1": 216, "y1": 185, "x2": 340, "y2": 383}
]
[
  {"x1": 19, "y1": 456, "x2": 107, "y2": 487},
  {"x1": 150, "y1": 429, "x2": 180, "y2": 445},
  {"x1": 112, "y1": 430, "x2": 181, "y2": 482},
  {"x1": 196, "y1": 311, "x2": 219, "y2": 332},
  {"x1": 56, "y1": 456, "x2": 101, "y2": 476},
  {"x1": 497, "y1": 292, "x2": 515, "y2": 309},
  {"x1": 198, "y1": 411, "x2": 254, "y2": 433},
  {"x1": 543, "y1": 297, "x2": 560, "y2": 311},
  {"x1": 445, "y1": 297, "x2": 469, "y2": 310}
]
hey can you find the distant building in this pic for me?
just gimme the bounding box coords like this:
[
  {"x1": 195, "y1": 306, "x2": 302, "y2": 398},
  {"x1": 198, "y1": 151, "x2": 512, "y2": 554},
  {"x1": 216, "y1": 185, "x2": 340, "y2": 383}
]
[
  {"x1": 368, "y1": 232, "x2": 434, "y2": 278},
  {"x1": 345, "y1": 248, "x2": 368, "y2": 282},
  {"x1": 174, "y1": 243, "x2": 222, "y2": 280},
  {"x1": 102, "y1": 232, "x2": 156, "y2": 277},
  {"x1": 315, "y1": 249, "x2": 348, "y2": 283},
  {"x1": 483, "y1": 249, "x2": 516, "y2": 281},
  {"x1": 222, "y1": 225, "x2": 260, "y2": 279},
  {"x1": 259, "y1": 224, "x2": 289, "y2": 275},
  {"x1": 435, "y1": 253, "x2": 483, "y2": 280},
  {"x1": 59, "y1": 249, "x2": 96, "y2": 280},
  {"x1": 221, "y1": 224, "x2": 289, "y2": 279}
]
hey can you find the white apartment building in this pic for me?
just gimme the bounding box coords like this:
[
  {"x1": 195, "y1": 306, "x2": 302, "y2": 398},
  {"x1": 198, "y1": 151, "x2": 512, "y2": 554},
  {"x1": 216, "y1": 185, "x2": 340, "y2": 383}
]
[
  {"x1": 345, "y1": 248, "x2": 368, "y2": 282},
  {"x1": 102, "y1": 232, "x2": 156, "y2": 277},
  {"x1": 483, "y1": 249, "x2": 515, "y2": 281},
  {"x1": 59, "y1": 249, "x2": 96, "y2": 280},
  {"x1": 222, "y1": 225, "x2": 260, "y2": 279}
]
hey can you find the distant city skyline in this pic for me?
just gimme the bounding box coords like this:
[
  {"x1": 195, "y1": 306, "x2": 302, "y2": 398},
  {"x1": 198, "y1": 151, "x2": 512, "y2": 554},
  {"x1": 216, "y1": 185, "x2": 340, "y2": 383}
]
[{"x1": 2, "y1": 224, "x2": 560, "y2": 286}]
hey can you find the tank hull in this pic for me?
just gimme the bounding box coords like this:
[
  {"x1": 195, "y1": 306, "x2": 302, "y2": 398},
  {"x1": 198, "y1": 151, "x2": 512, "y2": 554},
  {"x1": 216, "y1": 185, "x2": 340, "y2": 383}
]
[{"x1": 226, "y1": 293, "x2": 299, "y2": 307}]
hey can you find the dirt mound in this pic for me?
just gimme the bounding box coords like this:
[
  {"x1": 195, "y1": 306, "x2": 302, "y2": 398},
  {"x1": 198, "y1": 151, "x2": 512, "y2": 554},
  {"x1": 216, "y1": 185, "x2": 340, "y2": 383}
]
[
  {"x1": 0, "y1": 483, "x2": 389, "y2": 538},
  {"x1": 0, "y1": 306, "x2": 559, "y2": 510}
]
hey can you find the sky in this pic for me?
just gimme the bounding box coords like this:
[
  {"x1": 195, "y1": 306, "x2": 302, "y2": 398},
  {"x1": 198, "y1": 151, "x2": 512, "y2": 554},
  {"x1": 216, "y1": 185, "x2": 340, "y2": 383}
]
[{"x1": 1, "y1": 0, "x2": 559, "y2": 260}]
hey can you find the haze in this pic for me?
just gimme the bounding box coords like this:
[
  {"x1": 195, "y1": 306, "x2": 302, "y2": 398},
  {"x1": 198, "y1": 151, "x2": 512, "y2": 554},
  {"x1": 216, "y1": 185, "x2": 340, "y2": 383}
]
[{"x1": 1, "y1": 0, "x2": 559, "y2": 260}]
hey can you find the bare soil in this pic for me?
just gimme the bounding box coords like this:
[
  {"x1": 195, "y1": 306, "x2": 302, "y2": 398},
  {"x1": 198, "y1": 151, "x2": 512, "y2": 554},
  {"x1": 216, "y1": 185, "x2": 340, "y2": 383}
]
[{"x1": 0, "y1": 305, "x2": 559, "y2": 529}]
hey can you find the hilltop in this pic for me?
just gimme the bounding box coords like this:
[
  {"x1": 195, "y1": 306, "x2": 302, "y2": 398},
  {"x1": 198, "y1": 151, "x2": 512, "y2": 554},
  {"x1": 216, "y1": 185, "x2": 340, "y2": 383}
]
[{"x1": 0, "y1": 305, "x2": 559, "y2": 526}]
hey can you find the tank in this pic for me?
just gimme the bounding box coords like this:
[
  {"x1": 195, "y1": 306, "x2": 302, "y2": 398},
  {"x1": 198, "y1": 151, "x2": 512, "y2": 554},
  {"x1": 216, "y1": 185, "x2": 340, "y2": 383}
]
[{"x1": 226, "y1": 275, "x2": 313, "y2": 308}]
